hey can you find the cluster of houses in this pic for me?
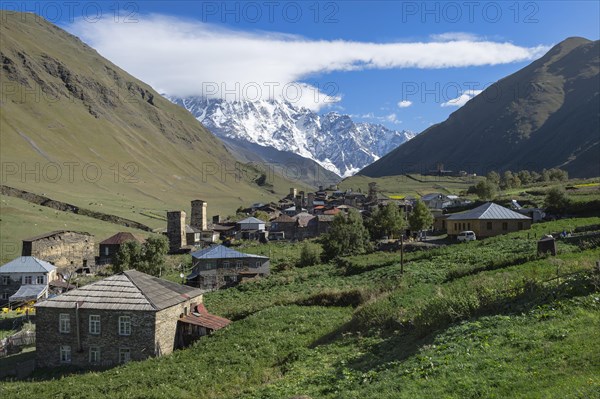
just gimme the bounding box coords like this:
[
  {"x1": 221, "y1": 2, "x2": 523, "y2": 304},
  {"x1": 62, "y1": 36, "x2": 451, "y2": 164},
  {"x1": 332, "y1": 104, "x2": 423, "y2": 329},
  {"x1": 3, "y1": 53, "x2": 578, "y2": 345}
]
[
  {"x1": 1, "y1": 230, "x2": 232, "y2": 369},
  {"x1": 0, "y1": 181, "x2": 540, "y2": 371}
]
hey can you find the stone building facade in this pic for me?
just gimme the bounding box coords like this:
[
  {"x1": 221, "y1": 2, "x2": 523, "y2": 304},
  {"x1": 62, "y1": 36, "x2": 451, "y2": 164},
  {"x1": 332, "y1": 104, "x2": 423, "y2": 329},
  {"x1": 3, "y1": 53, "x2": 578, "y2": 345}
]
[
  {"x1": 35, "y1": 270, "x2": 205, "y2": 368},
  {"x1": 22, "y1": 231, "x2": 95, "y2": 274}
]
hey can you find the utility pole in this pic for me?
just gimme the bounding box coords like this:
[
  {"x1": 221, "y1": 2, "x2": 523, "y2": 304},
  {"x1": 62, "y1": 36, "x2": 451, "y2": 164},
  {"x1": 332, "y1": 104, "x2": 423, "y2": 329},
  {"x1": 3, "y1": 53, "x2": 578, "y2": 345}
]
[{"x1": 400, "y1": 234, "x2": 404, "y2": 275}]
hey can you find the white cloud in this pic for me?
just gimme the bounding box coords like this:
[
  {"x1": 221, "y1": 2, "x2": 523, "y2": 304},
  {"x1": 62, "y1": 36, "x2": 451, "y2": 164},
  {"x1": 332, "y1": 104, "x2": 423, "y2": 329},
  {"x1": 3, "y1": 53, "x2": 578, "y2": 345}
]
[
  {"x1": 397, "y1": 100, "x2": 413, "y2": 108},
  {"x1": 430, "y1": 32, "x2": 483, "y2": 42},
  {"x1": 70, "y1": 15, "x2": 548, "y2": 111},
  {"x1": 441, "y1": 90, "x2": 484, "y2": 107}
]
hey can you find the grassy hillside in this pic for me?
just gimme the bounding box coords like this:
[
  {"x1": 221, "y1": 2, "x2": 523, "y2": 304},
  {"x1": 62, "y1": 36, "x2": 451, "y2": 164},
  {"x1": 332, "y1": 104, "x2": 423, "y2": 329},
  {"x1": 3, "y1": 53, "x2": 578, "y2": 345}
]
[
  {"x1": 360, "y1": 37, "x2": 600, "y2": 178},
  {"x1": 340, "y1": 173, "x2": 481, "y2": 197},
  {"x1": 0, "y1": 194, "x2": 154, "y2": 264},
  {"x1": 0, "y1": 11, "x2": 305, "y2": 235},
  {"x1": 2, "y1": 217, "x2": 599, "y2": 397}
]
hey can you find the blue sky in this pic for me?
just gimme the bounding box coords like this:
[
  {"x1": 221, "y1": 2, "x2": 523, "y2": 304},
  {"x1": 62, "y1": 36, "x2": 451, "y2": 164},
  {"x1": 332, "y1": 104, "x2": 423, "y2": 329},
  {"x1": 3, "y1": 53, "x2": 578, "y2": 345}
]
[{"x1": 4, "y1": 1, "x2": 599, "y2": 132}]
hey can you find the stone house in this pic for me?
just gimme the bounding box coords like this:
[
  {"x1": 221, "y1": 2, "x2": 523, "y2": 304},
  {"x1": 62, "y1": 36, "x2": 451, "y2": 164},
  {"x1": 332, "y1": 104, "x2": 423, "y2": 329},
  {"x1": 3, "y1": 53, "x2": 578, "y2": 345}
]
[
  {"x1": 22, "y1": 231, "x2": 95, "y2": 274},
  {"x1": 96, "y1": 232, "x2": 145, "y2": 265},
  {"x1": 187, "y1": 245, "x2": 270, "y2": 290},
  {"x1": 446, "y1": 202, "x2": 532, "y2": 238},
  {"x1": 34, "y1": 270, "x2": 218, "y2": 369},
  {"x1": 0, "y1": 256, "x2": 57, "y2": 306},
  {"x1": 269, "y1": 214, "x2": 296, "y2": 240}
]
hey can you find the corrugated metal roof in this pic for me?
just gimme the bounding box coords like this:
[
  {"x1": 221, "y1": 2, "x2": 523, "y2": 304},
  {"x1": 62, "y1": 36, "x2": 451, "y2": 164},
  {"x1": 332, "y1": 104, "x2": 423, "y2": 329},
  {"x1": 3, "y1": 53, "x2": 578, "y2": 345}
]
[
  {"x1": 191, "y1": 245, "x2": 269, "y2": 260},
  {"x1": 237, "y1": 217, "x2": 266, "y2": 224},
  {"x1": 36, "y1": 270, "x2": 204, "y2": 311},
  {"x1": 0, "y1": 256, "x2": 56, "y2": 274},
  {"x1": 9, "y1": 284, "x2": 47, "y2": 302},
  {"x1": 99, "y1": 232, "x2": 145, "y2": 245},
  {"x1": 22, "y1": 230, "x2": 93, "y2": 242},
  {"x1": 446, "y1": 202, "x2": 531, "y2": 220},
  {"x1": 179, "y1": 304, "x2": 230, "y2": 330}
]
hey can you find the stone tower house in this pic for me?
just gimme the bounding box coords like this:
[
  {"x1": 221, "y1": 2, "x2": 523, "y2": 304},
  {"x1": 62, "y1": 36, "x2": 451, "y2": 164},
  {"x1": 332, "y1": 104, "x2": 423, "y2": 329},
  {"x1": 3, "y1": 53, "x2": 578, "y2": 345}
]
[
  {"x1": 190, "y1": 200, "x2": 207, "y2": 231},
  {"x1": 167, "y1": 211, "x2": 186, "y2": 252}
]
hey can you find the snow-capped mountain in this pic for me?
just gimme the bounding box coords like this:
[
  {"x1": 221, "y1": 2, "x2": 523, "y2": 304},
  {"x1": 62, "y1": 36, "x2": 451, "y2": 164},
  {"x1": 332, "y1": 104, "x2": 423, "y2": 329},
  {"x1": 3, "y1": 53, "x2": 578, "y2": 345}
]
[{"x1": 170, "y1": 97, "x2": 415, "y2": 177}]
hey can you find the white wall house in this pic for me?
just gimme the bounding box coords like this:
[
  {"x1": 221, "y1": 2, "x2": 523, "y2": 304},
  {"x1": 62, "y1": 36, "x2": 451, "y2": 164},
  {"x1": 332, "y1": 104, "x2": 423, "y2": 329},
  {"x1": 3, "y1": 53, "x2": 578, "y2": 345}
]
[
  {"x1": 237, "y1": 217, "x2": 266, "y2": 231},
  {"x1": 0, "y1": 256, "x2": 57, "y2": 305}
]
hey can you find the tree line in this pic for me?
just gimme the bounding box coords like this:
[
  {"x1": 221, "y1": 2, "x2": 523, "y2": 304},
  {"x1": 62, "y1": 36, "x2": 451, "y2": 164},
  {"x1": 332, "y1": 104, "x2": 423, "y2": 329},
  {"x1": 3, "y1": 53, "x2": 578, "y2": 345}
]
[{"x1": 470, "y1": 168, "x2": 569, "y2": 200}]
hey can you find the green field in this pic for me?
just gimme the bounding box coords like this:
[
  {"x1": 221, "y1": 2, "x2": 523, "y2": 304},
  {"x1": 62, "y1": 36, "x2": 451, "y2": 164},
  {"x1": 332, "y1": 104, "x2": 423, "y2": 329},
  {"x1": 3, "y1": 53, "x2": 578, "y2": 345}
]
[
  {"x1": 1, "y1": 217, "x2": 599, "y2": 398},
  {"x1": 340, "y1": 174, "x2": 482, "y2": 197}
]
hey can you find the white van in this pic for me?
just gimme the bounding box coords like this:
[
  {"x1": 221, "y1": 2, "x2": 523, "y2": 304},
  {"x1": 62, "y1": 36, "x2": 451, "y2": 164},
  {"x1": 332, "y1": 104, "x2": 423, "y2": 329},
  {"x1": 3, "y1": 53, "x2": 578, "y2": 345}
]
[{"x1": 457, "y1": 231, "x2": 476, "y2": 242}]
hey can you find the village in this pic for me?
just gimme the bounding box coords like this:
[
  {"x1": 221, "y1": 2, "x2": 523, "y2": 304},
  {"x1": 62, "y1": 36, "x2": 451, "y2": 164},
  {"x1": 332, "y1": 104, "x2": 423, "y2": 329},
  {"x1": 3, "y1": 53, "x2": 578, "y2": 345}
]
[{"x1": 0, "y1": 180, "x2": 546, "y2": 376}]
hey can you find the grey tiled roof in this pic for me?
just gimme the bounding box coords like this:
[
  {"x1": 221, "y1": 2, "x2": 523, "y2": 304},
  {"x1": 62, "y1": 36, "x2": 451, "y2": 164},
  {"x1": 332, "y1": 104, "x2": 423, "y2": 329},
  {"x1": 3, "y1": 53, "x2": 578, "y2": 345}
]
[
  {"x1": 36, "y1": 270, "x2": 204, "y2": 311},
  {"x1": 446, "y1": 202, "x2": 531, "y2": 220}
]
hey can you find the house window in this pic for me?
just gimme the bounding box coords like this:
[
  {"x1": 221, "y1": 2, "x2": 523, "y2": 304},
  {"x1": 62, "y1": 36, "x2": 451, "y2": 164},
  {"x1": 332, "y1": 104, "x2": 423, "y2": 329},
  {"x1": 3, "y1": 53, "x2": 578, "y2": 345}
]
[
  {"x1": 236, "y1": 261, "x2": 243, "y2": 269},
  {"x1": 255, "y1": 261, "x2": 261, "y2": 268},
  {"x1": 119, "y1": 316, "x2": 131, "y2": 336},
  {"x1": 60, "y1": 345, "x2": 71, "y2": 363},
  {"x1": 1, "y1": 276, "x2": 9, "y2": 285},
  {"x1": 24, "y1": 276, "x2": 32, "y2": 285},
  {"x1": 467, "y1": 223, "x2": 471, "y2": 230},
  {"x1": 89, "y1": 315, "x2": 101, "y2": 335},
  {"x1": 59, "y1": 313, "x2": 71, "y2": 333},
  {"x1": 104, "y1": 247, "x2": 109, "y2": 256},
  {"x1": 223, "y1": 261, "x2": 230, "y2": 268},
  {"x1": 36, "y1": 275, "x2": 45, "y2": 284},
  {"x1": 502, "y1": 222, "x2": 508, "y2": 231},
  {"x1": 1, "y1": 293, "x2": 9, "y2": 300},
  {"x1": 487, "y1": 222, "x2": 493, "y2": 230},
  {"x1": 89, "y1": 346, "x2": 101, "y2": 363},
  {"x1": 119, "y1": 348, "x2": 131, "y2": 364}
]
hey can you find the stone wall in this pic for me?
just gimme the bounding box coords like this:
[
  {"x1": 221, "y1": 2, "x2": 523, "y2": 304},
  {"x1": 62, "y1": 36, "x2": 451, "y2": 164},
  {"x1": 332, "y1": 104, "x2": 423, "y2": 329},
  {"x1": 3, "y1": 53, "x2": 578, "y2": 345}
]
[
  {"x1": 154, "y1": 293, "x2": 203, "y2": 355},
  {"x1": 22, "y1": 232, "x2": 95, "y2": 274},
  {"x1": 192, "y1": 258, "x2": 269, "y2": 289},
  {"x1": 35, "y1": 306, "x2": 155, "y2": 368}
]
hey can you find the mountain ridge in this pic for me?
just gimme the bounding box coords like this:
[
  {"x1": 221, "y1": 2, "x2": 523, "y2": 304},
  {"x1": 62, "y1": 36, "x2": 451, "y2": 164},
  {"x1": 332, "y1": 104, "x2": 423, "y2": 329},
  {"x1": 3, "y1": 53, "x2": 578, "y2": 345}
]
[
  {"x1": 359, "y1": 37, "x2": 600, "y2": 178},
  {"x1": 169, "y1": 96, "x2": 415, "y2": 177}
]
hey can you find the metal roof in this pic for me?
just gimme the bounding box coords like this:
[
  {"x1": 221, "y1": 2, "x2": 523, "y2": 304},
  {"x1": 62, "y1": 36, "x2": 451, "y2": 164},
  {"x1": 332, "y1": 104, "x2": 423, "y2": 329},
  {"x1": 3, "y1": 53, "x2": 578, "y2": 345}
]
[
  {"x1": 9, "y1": 284, "x2": 47, "y2": 302},
  {"x1": 446, "y1": 202, "x2": 531, "y2": 220},
  {"x1": 99, "y1": 232, "x2": 145, "y2": 245},
  {"x1": 421, "y1": 193, "x2": 444, "y2": 201},
  {"x1": 22, "y1": 230, "x2": 93, "y2": 242},
  {"x1": 36, "y1": 270, "x2": 204, "y2": 311},
  {"x1": 191, "y1": 245, "x2": 269, "y2": 260},
  {"x1": 179, "y1": 304, "x2": 231, "y2": 330},
  {"x1": 237, "y1": 217, "x2": 266, "y2": 224},
  {"x1": 0, "y1": 257, "x2": 56, "y2": 274}
]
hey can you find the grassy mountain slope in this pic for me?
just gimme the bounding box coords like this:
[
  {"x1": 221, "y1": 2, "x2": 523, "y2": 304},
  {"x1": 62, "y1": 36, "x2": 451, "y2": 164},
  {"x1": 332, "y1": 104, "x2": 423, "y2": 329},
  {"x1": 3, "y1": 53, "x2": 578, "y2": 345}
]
[
  {"x1": 360, "y1": 37, "x2": 600, "y2": 178},
  {"x1": 2, "y1": 217, "x2": 599, "y2": 397},
  {"x1": 219, "y1": 137, "x2": 341, "y2": 188},
  {"x1": 0, "y1": 11, "x2": 299, "y2": 234}
]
